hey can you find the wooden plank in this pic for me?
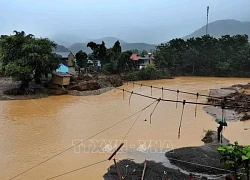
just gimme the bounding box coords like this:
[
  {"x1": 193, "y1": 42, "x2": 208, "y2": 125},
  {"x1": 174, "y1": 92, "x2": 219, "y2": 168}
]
[
  {"x1": 108, "y1": 143, "x2": 124, "y2": 161},
  {"x1": 113, "y1": 158, "x2": 122, "y2": 180},
  {"x1": 141, "y1": 160, "x2": 147, "y2": 180}
]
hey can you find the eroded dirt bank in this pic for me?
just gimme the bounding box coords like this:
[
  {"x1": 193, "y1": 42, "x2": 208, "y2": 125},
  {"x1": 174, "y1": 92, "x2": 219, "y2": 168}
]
[{"x1": 0, "y1": 74, "x2": 123, "y2": 100}]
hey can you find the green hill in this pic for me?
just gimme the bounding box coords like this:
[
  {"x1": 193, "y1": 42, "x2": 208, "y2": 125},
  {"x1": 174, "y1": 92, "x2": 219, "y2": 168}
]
[
  {"x1": 184, "y1": 19, "x2": 250, "y2": 40},
  {"x1": 55, "y1": 45, "x2": 70, "y2": 52},
  {"x1": 68, "y1": 43, "x2": 91, "y2": 54}
]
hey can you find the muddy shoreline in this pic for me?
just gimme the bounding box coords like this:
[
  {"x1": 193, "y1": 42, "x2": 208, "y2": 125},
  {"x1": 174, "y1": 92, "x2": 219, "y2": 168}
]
[
  {"x1": 205, "y1": 84, "x2": 250, "y2": 122},
  {"x1": 0, "y1": 74, "x2": 122, "y2": 101},
  {"x1": 104, "y1": 131, "x2": 229, "y2": 180}
]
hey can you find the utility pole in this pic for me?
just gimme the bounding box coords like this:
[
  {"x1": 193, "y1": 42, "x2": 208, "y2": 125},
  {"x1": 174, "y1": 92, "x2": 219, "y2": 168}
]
[{"x1": 206, "y1": 6, "x2": 209, "y2": 35}]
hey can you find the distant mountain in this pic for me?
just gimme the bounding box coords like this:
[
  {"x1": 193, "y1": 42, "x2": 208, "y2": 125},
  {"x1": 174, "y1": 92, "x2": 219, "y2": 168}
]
[
  {"x1": 121, "y1": 43, "x2": 156, "y2": 52},
  {"x1": 49, "y1": 33, "x2": 88, "y2": 47},
  {"x1": 68, "y1": 43, "x2": 91, "y2": 54},
  {"x1": 183, "y1": 19, "x2": 250, "y2": 39},
  {"x1": 55, "y1": 45, "x2": 70, "y2": 52},
  {"x1": 67, "y1": 36, "x2": 156, "y2": 54}
]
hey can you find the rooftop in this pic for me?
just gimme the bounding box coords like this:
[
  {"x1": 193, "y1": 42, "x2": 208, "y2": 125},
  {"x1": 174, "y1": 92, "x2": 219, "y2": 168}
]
[
  {"x1": 130, "y1": 54, "x2": 139, "y2": 61},
  {"x1": 56, "y1": 63, "x2": 69, "y2": 73},
  {"x1": 130, "y1": 54, "x2": 155, "y2": 61},
  {"x1": 53, "y1": 72, "x2": 72, "y2": 77}
]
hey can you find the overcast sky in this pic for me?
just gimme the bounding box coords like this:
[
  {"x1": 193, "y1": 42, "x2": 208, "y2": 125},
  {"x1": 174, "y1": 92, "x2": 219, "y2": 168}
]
[{"x1": 1, "y1": 0, "x2": 250, "y2": 44}]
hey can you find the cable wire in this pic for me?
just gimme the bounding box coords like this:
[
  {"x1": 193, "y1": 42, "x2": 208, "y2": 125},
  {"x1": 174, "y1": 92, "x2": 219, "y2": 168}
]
[
  {"x1": 9, "y1": 102, "x2": 156, "y2": 180},
  {"x1": 131, "y1": 82, "x2": 250, "y2": 104},
  {"x1": 45, "y1": 159, "x2": 107, "y2": 180},
  {"x1": 118, "y1": 88, "x2": 250, "y2": 110},
  {"x1": 123, "y1": 99, "x2": 158, "y2": 140},
  {"x1": 123, "y1": 111, "x2": 143, "y2": 141},
  {"x1": 167, "y1": 157, "x2": 234, "y2": 173}
]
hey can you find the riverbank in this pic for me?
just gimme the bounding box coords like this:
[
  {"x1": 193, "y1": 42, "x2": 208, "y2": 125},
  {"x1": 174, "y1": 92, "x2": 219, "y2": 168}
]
[
  {"x1": 0, "y1": 74, "x2": 122, "y2": 101},
  {"x1": 204, "y1": 83, "x2": 250, "y2": 122},
  {"x1": 104, "y1": 131, "x2": 230, "y2": 180}
]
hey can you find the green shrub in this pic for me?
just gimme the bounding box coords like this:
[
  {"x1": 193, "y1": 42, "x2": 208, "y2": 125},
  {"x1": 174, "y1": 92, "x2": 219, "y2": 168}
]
[
  {"x1": 138, "y1": 64, "x2": 158, "y2": 80},
  {"x1": 123, "y1": 64, "x2": 172, "y2": 81},
  {"x1": 103, "y1": 60, "x2": 118, "y2": 74}
]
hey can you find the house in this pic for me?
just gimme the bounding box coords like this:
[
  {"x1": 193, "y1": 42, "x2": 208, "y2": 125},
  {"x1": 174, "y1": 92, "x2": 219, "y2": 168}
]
[
  {"x1": 130, "y1": 53, "x2": 155, "y2": 69},
  {"x1": 52, "y1": 72, "x2": 72, "y2": 86},
  {"x1": 56, "y1": 52, "x2": 76, "y2": 75}
]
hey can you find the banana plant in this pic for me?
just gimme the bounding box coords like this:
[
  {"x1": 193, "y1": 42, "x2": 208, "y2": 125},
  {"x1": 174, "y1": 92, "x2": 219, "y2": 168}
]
[
  {"x1": 217, "y1": 142, "x2": 243, "y2": 179},
  {"x1": 242, "y1": 146, "x2": 250, "y2": 180}
]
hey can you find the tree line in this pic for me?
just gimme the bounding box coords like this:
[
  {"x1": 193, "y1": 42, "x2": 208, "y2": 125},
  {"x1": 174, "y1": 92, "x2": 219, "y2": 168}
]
[
  {"x1": 154, "y1": 34, "x2": 250, "y2": 77},
  {"x1": 0, "y1": 31, "x2": 61, "y2": 89},
  {"x1": 84, "y1": 41, "x2": 167, "y2": 80},
  {"x1": 86, "y1": 41, "x2": 134, "y2": 74},
  {"x1": 1, "y1": 31, "x2": 250, "y2": 90}
]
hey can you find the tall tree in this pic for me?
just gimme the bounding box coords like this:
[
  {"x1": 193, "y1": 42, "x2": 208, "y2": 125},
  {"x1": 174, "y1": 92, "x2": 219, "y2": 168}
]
[
  {"x1": 118, "y1": 50, "x2": 133, "y2": 72},
  {"x1": 132, "y1": 49, "x2": 139, "y2": 54},
  {"x1": 75, "y1": 50, "x2": 88, "y2": 74},
  {"x1": 87, "y1": 41, "x2": 108, "y2": 65},
  {"x1": 140, "y1": 50, "x2": 148, "y2": 57},
  {"x1": 112, "y1": 41, "x2": 122, "y2": 54},
  {"x1": 0, "y1": 31, "x2": 61, "y2": 88}
]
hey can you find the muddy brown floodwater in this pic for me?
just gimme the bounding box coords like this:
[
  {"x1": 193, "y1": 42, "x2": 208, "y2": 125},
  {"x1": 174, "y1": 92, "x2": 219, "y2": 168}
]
[{"x1": 1, "y1": 77, "x2": 250, "y2": 180}]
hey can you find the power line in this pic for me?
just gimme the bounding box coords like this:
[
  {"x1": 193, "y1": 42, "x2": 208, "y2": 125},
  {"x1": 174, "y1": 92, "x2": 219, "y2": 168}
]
[
  {"x1": 112, "y1": 155, "x2": 239, "y2": 178},
  {"x1": 166, "y1": 157, "x2": 232, "y2": 175},
  {"x1": 114, "y1": 156, "x2": 233, "y2": 174},
  {"x1": 45, "y1": 101, "x2": 158, "y2": 180},
  {"x1": 9, "y1": 101, "x2": 157, "y2": 180},
  {"x1": 131, "y1": 82, "x2": 250, "y2": 104},
  {"x1": 45, "y1": 159, "x2": 107, "y2": 180},
  {"x1": 167, "y1": 157, "x2": 233, "y2": 173},
  {"x1": 123, "y1": 111, "x2": 143, "y2": 141},
  {"x1": 45, "y1": 156, "x2": 231, "y2": 180},
  {"x1": 7, "y1": 85, "x2": 247, "y2": 179},
  {"x1": 118, "y1": 88, "x2": 250, "y2": 110}
]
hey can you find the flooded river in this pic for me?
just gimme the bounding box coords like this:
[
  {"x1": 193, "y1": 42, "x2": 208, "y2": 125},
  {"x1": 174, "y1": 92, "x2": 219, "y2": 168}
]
[{"x1": 1, "y1": 77, "x2": 250, "y2": 180}]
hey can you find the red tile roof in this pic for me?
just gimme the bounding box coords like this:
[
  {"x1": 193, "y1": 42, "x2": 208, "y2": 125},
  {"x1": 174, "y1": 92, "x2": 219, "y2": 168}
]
[{"x1": 130, "y1": 54, "x2": 139, "y2": 61}]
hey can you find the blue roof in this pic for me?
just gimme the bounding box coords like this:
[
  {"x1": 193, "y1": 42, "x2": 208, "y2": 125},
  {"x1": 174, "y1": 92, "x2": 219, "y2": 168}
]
[
  {"x1": 56, "y1": 52, "x2": 71, "y2": 58},
  {"x1": 56, "y1": 63, "x2": 69, "y2": 73}
]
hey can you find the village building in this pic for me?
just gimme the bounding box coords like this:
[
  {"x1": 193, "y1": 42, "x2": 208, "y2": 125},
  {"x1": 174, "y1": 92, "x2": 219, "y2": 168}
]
[
  {"x1": 52, "y1": 72, "x2": 71, "y2": 87},
  {"x1": 56, "y1": 52, "x2": 76, "y2": 75},
  {"x1": 130, "y1": 53, "x2": 155, "y2": 69},
  {"x1": 53, "y1": 52, "x2": 75, "y2": 86}
]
